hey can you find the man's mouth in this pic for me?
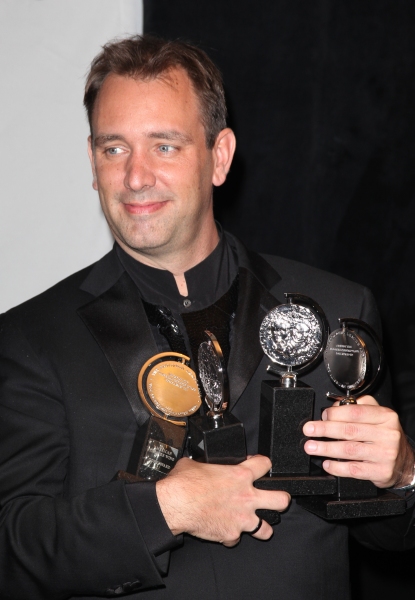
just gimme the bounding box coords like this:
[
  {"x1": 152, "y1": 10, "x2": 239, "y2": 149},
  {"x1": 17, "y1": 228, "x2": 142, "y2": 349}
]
[{"x1": 122, "y1": 200, "x2": 169, "y2": 215}]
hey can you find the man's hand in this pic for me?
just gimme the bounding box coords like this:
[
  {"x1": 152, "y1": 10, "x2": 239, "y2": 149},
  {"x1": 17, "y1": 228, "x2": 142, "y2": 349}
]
[
  {"x1": 303, "y1": 395, "x2": 414, "y2": 488},
  {"x1": 156, "y1": 455, "x2": 291, "y2": 547}
]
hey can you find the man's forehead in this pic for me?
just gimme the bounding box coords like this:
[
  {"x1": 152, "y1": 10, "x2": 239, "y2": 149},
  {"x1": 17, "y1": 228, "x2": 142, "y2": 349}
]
[
  {"x1": 100, "y1": 67, "x2": 196, "y2": 101},
  {"x1": 91, "y1": 68, "x2": 204, "y2": 139}
]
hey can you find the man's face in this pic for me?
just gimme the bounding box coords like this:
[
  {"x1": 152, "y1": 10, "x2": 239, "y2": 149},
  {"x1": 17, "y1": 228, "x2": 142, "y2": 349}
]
[{"x1": 88, "y1": 69, "x2": 234, "y2": 264}]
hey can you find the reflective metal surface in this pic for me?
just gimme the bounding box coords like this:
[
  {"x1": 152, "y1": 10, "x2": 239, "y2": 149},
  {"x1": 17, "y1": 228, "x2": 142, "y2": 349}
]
[
  {"x1": 324, "y1": 327, "x2": 367, "y2": 391},
  {"x1": 198, "y1": 331, "x2": 229, "y2": 415},
  {"x1": 138, "y1": 352, "x2": 201, "y2": 425},
  {"x1": 198, "y1": 341, "x2": 223, "y2": 410},
  {"x1": 260, "y1": 303, "x2": 322, "y2": 368}
]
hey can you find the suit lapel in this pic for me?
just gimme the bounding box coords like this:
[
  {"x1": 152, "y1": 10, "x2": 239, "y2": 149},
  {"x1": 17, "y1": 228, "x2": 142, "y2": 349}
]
[
  {"x1": 78, "y1": 270, "x2": 157, "y2": 427},
  {"x1": 227, "y1": 237, "x2": 283, "y2": 408},
  {"x1": 76, "y1": 240, "x2": 284, "y2": 418}
]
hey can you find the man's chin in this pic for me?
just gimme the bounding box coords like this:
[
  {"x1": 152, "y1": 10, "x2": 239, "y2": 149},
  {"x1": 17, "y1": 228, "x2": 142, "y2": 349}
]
[{"x1": 116, "y1": 235, "x2": 172, "y2": 258}]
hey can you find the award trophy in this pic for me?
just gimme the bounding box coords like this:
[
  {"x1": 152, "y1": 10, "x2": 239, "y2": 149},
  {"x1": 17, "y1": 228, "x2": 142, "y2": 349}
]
[
  {"x1": 297, "y1": 318, "x2": 406, "y2": 518},
  {"x1": 116, "y1": 352, "x2": 201, "y2": 482},
  {"x1": 190, "y1": 332, "x2": 280, "y2": 525},
  {"x1": 189, "y1": 331, "x2": 247, "y2": 464},
  {"x1": 255, "y1": 294, "x2": 337, "y2": 496}
]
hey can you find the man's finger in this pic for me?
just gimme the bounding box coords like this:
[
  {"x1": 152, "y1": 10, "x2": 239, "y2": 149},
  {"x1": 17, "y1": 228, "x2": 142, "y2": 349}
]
[
  {"x1": 318, "y1": 403, "x2": 395, "y2": 425},
  {"x1": 356, "y1": 395, "x2": 380, "y2": 406},
  {"x1": 249, "y1": 517, "x2": 274, "y2": 541},
  {"x1": 222, "y1": 537, "x2": 241, "y2": 548},
  {"x1": 303, "y1": 419, "x2": 401, "y2": 443},
  {"x1": 242, "y1": 454, "x2": 273, "y2": 481},
  {"x1": 304, "y1": 438, "x2": 383, "y2": 462},
  {"x1": 254, "y1": 489, "x2": 291, "y2": 513},
  {"x1": 321, "y1": 459, "x2": 392, "y2": 484},
  {"x1": 222, "y1": 511, "x2": 278, "y2": 546}
]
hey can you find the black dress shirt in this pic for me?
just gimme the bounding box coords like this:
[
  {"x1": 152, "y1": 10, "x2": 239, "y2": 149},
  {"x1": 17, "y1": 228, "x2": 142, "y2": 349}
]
[
  {"x1": 115, "y1": 227, "x2": 239, "y2": 366},
  {"x1": 115, "y1": 227, "x2": 238, "y2": 314}
]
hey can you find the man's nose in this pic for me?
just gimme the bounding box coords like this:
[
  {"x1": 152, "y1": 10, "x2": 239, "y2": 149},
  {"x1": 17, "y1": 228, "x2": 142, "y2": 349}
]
[{"x1": 124, "y1": 151, "x2": 156, "y2": 191}]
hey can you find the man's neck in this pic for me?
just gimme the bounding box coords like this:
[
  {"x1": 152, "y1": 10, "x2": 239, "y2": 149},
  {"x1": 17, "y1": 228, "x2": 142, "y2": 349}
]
[{"x1": 116, "y1": 225, "x2": 220, "y2": 297}]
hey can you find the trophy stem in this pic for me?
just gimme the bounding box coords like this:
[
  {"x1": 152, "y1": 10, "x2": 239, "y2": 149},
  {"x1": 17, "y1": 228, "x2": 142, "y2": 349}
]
[
  {"x1": 281, "y1": 368, "x2": 297, "y2": 388},
  {"x1": 339, "y1": 396, "x2": 357, "y2": 406},
  {"x1": 207, "y1": 412, "x2": 224, "y2": 428}
]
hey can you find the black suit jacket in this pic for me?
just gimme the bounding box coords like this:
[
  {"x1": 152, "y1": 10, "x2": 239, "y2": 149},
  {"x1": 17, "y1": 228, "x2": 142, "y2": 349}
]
[{"x1": 0, "y1": 234, "x2": 414, "y2": 600}]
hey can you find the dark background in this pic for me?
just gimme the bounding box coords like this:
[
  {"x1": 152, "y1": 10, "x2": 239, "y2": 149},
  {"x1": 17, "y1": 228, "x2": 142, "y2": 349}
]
[{"x1": 144, "y1": 1, "x2": 415, "y2": 597}]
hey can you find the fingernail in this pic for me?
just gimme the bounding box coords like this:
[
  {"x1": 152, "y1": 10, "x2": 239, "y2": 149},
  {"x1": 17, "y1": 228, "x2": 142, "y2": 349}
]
[
  {"x1": 323, "y1": 460, "x2": 330, "y2": 470},
  {"x1": 305, "y1": 441, "x2": 318, "y2": 452},
  {"x1": 321, "y1": 410, "x2": 328, "y2": 421},
  {"x1": 303, "y1": 422, "x2": 315, "y2": 435}
]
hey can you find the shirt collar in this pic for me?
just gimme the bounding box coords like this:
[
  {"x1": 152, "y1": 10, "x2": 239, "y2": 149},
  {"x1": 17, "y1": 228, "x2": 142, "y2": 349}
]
[{"x1": 115, "y1": 226, "x2": 238, "y2": 313}]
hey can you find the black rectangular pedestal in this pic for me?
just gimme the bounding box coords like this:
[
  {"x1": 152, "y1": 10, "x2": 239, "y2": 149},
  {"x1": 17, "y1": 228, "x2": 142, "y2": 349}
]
[
  {"x1": 296, "y1": 473, "x2": 406, "y2": 519},
  {"x1": 254, "y1": 473, "x2": 337, "y2": 496},
  {"x1": 259, "y1": 379, "x2": 314, "y2": 475},
  {"x1": 124, "y1": 415, "x2": 186, "y2": 481},
  {"x1": 189, "y1": 412, "x2": 247, "y2": 464},
  {"x1": 336, "y1": 476, "x2": 377, "y2": 499},
  {"x1": 297, "y1": 491, "x2": 406, "y2": 519}
]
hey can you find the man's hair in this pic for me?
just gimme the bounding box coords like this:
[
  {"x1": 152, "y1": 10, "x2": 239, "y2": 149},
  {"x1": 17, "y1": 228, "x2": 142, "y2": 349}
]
[{"x1": 84, "y1": 35, "x2": 227, "y2": 149}]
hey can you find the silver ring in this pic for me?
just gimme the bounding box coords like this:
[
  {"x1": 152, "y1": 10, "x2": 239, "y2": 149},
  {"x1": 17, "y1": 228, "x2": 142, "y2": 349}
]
[{"x1": 247, "y1": 517, "x2": 263, "y2": 535}]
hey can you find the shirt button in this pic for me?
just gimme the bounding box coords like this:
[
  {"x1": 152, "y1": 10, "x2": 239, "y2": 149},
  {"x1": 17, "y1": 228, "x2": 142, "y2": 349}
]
[{"x1": 183, "y1": 298, "x2": 192, "y2": 308}]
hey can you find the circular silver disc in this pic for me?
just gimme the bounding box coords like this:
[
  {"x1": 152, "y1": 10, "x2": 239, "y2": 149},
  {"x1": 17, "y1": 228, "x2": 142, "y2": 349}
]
[
  {"x1": 324, "y1": 328, "x2": 367, "y2": 390},
  {"x1": 259, "y1": 303, "x2": 322, "y2": 367},
  {"x1": 198, "y1": 341, "x2": 223, "y2": 409}
]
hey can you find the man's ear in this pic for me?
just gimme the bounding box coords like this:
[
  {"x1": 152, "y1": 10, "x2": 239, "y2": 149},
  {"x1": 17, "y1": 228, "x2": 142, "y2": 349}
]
[
  {"x1": 211, "y1": 128, "x2": 236, "y2": 187},
  {"x1": 87, "y1": 136, "x2": 98, "y2": 191}
]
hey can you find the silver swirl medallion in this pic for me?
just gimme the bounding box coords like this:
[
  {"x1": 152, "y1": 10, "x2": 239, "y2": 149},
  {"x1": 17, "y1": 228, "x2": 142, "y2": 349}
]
[
  {"x1": 198, "y1": 341, "x2": 223, "y2": 410},
  {"x1": 260, "y1": 303, "x2": 322, "y2": 367}
]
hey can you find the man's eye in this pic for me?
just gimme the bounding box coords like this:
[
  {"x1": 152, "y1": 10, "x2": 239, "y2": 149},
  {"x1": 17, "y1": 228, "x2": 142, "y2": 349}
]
[
  {"x1": 159, "y1": 144, "x2": 175, "y2": 153},
  {"x1": 106, "y1": 147, "x2": 122, "y2": 155}
]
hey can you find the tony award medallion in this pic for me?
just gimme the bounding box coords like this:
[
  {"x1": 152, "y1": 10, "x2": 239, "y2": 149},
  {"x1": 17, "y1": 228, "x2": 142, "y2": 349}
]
[
  {"x1": 116, "y1": 352, "x2": 201, "y2": 482},
  {"x1": 189, "y1": 331, "x2": 247, "y2": 464},
  {"x1": 298, "y1": 318, "x2": 406, "y2": 519},
  {"x1": 255, "y1": 294, "x2": 336, "y2": 496},
  {"x1": 324, "y1": 319, "x2": 377, "y2": 405}
]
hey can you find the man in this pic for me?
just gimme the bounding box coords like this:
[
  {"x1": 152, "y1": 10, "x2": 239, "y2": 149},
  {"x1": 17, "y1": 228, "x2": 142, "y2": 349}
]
[{"x1": 0, "y1": 35, "x2": 414, "y2": 600}]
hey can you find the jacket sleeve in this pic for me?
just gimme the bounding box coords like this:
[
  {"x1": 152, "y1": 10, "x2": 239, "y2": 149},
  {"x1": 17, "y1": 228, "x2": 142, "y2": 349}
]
[
  {"x1": 348, "y1": 287, "x2": 415, "y2": 551},
  {"x1": 0, "y1": 313, "x2": 173, "y2": 599}
]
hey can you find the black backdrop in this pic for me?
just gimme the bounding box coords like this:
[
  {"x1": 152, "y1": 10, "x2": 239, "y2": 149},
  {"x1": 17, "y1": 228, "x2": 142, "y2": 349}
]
[{"x1": 144, "y1": 1, "x2": 415, "y2": 596}]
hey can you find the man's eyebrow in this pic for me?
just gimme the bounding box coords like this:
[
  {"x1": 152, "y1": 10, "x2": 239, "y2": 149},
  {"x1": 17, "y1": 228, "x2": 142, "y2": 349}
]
[
  {"x1": 93, "y1": 130, "x2": 194, "y2": 147},
  {"x1": 147, "y1": 130, "x2": 193, "y2": 143},
  {"x1": 93, "y1": 134, "x2": 126, "y2": 147}
]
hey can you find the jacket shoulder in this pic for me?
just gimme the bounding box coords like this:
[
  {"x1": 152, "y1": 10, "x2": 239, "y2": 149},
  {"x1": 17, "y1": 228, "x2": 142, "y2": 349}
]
[
  {"x1": 4, "y1": 264, "x2": 95, "y2": 323},
  {"x1": 1, "y1": 249, "x2": 122, "y2": 332},
  {"x1": 260, "y1": 254, "x2": 380, "y2": 334},
  {"x1": 261, "y1": 254, "x2": 366, "y2": 298},
  {"x1": 6, "y1": 246, "x2": 124, "y2": 313}
]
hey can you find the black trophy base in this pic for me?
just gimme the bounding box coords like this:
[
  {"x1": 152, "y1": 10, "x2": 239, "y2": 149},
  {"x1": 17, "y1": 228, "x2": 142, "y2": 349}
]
[
  {"x1": 116, "y1": 415, "x2": 186, "y2": 482},
  {"x1": 259, "y1": 379, "x2": 314, "y2": 475},
  {"x1": 255, "y1": 471, "x2": 337, "y2": 496},
  {"x1": 189, "y1": 412, "x2": 247, "y2": 464},
  {"x1": 254, "y1": 462, "x2": 336, "y2": 495},
  {"x1": 297, "y1": 490, "x2": 406, "y2": 519},
  {"x1": 255, "y1": 508, "x2": 281, "y2": 526},
  {"x1": 297, "y1": 475, "x2": 406, "y2": 519},
  {"x1": 336, "y1": 476, "x2": 377, "y2": 499}
]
